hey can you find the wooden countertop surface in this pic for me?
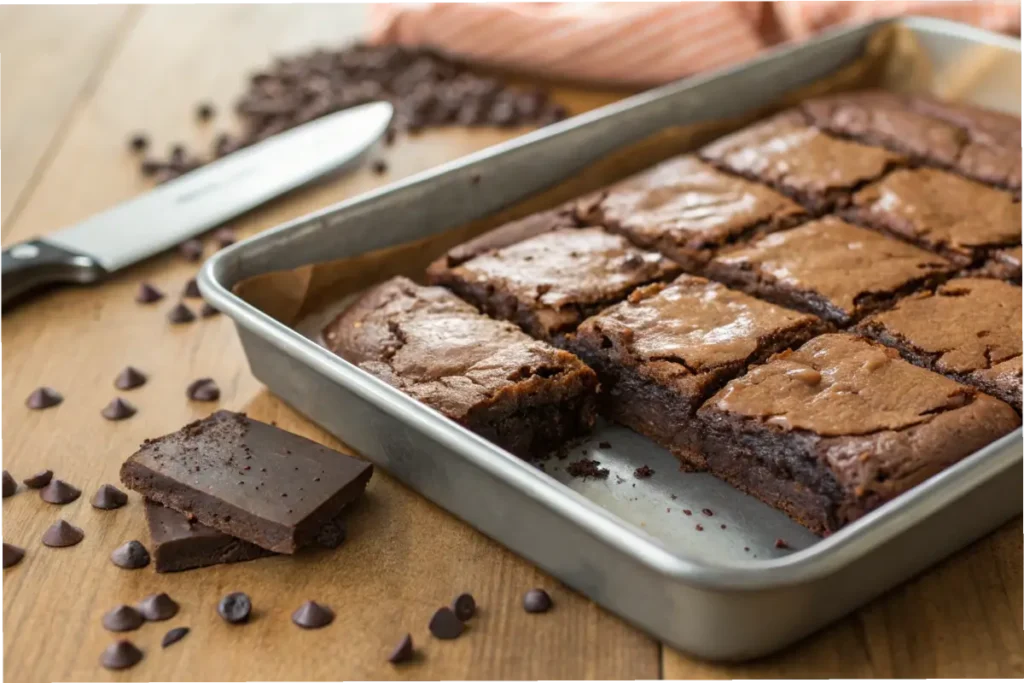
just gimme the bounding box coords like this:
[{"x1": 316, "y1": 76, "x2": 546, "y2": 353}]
[{"x1": 2, "y1": 6, "x2": 1021, "y2": 681}]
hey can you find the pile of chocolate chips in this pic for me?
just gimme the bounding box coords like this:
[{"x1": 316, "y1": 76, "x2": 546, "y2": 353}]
[{"x1": 132, "y1": 43, "x2": 567, "y2": 181}]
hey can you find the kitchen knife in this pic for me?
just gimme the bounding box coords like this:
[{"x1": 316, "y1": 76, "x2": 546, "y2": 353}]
[{"x1": 1, "y1": 101, "x2": 393, "y2": 310}]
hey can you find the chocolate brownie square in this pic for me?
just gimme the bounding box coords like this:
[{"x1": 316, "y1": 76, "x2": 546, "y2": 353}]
[
  {"x1": 566, "y1": 275, "x2": 827, "y2": 463},
  {"x1": 322, "y1": 277, "x2": 598, "y2": 458},
  {"x1": 434, "y1": 205, "x2": 579, "y2": 269},
  {"x1": 574, "y1": 155, "x2": 807, "y2": 271},
  {"x1": 699, "y1": 111, "x2": 906, "y2": 212},
  {"x1": 976, "y1": 245, "x2": 1023, "y2": 284},
  {"x1": 846, "y1": 167, "x2": 1020, "y2": 266},
  {"x1": 698, "y1": 333, "x2": 1020, "y2": 534},
  {"x1": 426, "y1": 226, "x2": 681, "y2": 341},
  {"x1": 856, "y1": 277, "x2": 1022, "y2": 411},
  {"x1": 705, "y1": 216, "x2": 956, "y2": 325}
]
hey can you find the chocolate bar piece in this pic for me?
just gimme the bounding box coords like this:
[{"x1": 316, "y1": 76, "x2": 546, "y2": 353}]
[{"x1": 146, "y1": 501, "x2": 275, "y2": 573}]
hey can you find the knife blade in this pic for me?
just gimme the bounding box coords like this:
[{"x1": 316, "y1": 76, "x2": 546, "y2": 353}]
[{"x1": 1, "y1": 101, "x2": 393, "y2": 310}]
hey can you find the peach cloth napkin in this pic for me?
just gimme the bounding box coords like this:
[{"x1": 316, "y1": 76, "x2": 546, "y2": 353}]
[{"x1": 368, "y1": 2, "x2": 1021, "y2": 86}]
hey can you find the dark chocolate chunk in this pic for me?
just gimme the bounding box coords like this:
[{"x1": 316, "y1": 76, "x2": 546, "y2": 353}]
[
  {"x1": 428, "y1": 607, "x2": 464, "y2": 639},
  {"x1": 26, "y1": 387, "x2": 62, "y2": 410},
  {"x1": 135, "y1": 282, "x2": 164, "y2": 304},
  {"x1": 371, "y1": 159, "x2": 388, "y2": 175},
  {"x1": 451, "y1": 593, "x2": 476, "y2": 621},
  {"x1": 217, "y1": 592, "x2": 252, "y2": 624},
  {"x1": 523, "y1": 588, "x2": 552, "y2": 613},
  {"x1": 291, "y1": 600, "x2": 334, "y2": 629},
  {"x1": 23, "y1": 469, "x2": 54, "y2": 489},
  {"x1": 110, "y1": 540, "x2": 150, "y2": 569},
  {"x1": 40, "y1": 479, "x2": 81, "y2": 505},
  {"x1": 2, "y1": 470, "x2": 17, "y2": 497},
  {"x1": 213, "y1": 228, "x2": 236, "y2": 248},
  {"x1": 137, "y1": 593, "x2": 179, "y2": 621},
  {"x1": 41, "y1": 520, "x2": 84, "y2": 547},
  {"x1": 92, "y1": 484, "x2": 129, "y2": 510},
  {"x1": 102, "y1": 605, "x2": 145, "y2": 632},
  {"x1": 185, "y1": 378, "x2": 220, "y2": 401},
  {"x1": 114, "y1": 366, "x2": 147, "y2": 390},
  {"x1": 100, "y1": 640, "x2": 143, "y2": 670},
  {"x1": 199, "y1": 302, "x2": 220, "y2": 318},
  {"x1": 144, "y1": 500, "x2": 275, "y2": 572},
  {"x1": 3, "y1": 543, "x2": 25, "y2": 569},
  {"x1": 182, "y1": 278, "x2": 202, "y2": 299},
  {"x1": 167, "y1": 302, "x2": 196, "y2": 324},
  {"x1": 196, "y1": 102, "x2": 216, "y2": 121},
  {"x1": 162, "y1": 626, "x2": 190, "y2": 648},
  {"x1": 102, "y1": 397, "x2": 137, "y2": 421},
  {"x1": 129, "y1": 133, "x2": 149, "y2": 152},
  {"x1": 388, "y1": 634, "x2": 414, "y2": 664},
  {"x1": 179, "y1": 239, "x2": 203, "y2": 262}
]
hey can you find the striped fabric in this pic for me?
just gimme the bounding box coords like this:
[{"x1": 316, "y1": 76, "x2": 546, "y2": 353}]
[{"x1": 368, "y1": 2, "x2": 1021, "y2": 87}]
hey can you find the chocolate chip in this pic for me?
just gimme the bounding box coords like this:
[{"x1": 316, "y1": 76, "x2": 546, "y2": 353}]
[
  {"x1": 110, "y1": 540, "x2": 150, "y2": 569},
  {"x1": 200, "y1": 302, "x2": 220, "y2": 318},
  {"x1": 213, "y1": 227, "x2": 236, "y2": 248},
  {"x1": 167, "y1": 302, "x2": 196, "y2": 324},
  {"x1": 114, "y1": 366, "x2": 147, "y2": 390},
  {"x1": 100, "y1": 640, "x2": 143, "y2": 670},
  {"x1": 40, "y1": 479, "x2": 81, "y2": 505},
  {"x1": 135, "y1": 282, "x2": 164, "y2": 304},
  {"x1": 523, "y1": 588, "x2": 552, "y2": 614},
  {"x1": 3, "y1": 543, "x2": 25, "y2": 569},
  {"x1": 314, "y1": 518, "x2": 346, "y2": 549},
  {"x1": 388, "y1": 634, "x2": 414, "y2": 664},
  {"x1": 101, "y1": 397, "x2": 137, "y2": 421},
  {"x1": 179, "y1": 239, "x2": 203, "y2": 262},
  {"x1": 2, "y1": 470, "x2": 17, "y2": 497},
  {"x1": 129, "y1": 133, "x2": 149, "y2": 152},
  {"x1": 137, "y1": 593, "x2": 179, "y2": 621},
  {"x1": 451, "y1": 593, "x2": 476, "y2": 621},
  {"x1": 384, "y1": 128, "x2": 397, "y2": 146},
  {"x1": 22, "y1": 470, "x2": 53, "y2": 489},
  {"x1": 41, "y1": 520, "x2": 84, "y2": 547},
  {"x1": 217, "y1": 592, "x2": 252, "y2": 623},
  {"x1": 291, "y1": 600, "x2": 334, "y2": 629},
  {"x1": 182, "y1": 278, "x2": 202, "y2": 299},
  {"x1": 186, "y1": 378, "x2": 220, "y2": 401},
  {"x1": 196, "y1": 102, "x2": 216, "y2": 121},
  {"x1": 162, "y1": 626, "x2": 190, "y2": 648},
  {"x1": 428, "y1": 606, "x2": 464, "y2": 639},
  {"x1": 91, "y1": 484, "x2": 128, "y2": 510},
  {"x1": 371, "y1": 159, "x2": 388, "y2": 175},
  {"x1": 26, "y1": 387, "x2": 62, "y2": 410},
  {"x1": 102, "y1": 605, "x2": 144, "y2": 632}
]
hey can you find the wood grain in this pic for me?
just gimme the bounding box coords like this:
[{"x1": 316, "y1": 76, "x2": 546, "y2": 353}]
[{"x1": 2, "y1": 5, "x2": 1020, "y2": 681}]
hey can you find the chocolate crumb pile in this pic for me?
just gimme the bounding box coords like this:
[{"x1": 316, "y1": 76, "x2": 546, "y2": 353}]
[
  {"x1": 566, "y1": 458, "x2": 610, "y2": 480},
  {"x1": 131, "y1": 44, "x2": 567, "y2": 181}
]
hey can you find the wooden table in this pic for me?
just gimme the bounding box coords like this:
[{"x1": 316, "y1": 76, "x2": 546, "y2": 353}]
[{"x1": 2, "y1": 6, "x2": 1021, "y2": 681}]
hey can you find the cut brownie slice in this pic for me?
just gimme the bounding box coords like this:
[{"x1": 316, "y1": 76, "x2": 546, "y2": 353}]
[
  {"x1": 976, "y1": 245, "x2": 1023, "y2": 284},
  {"x1": 698, "y1": 333, "x2": 1020, "y2": 534},
  {"x1": 322, "y1": 276, "x2": 598, "y2": 458},
  {"x1": 705, "y1": 216, "x2": 955, "y2": 326},
  {"x1": 426, "y1": 226, "x2": 681, "y2": 341},
  {"x1": 435, "y1": 205, "x2": 579, "y2": 269},
  {"x1": 566, "y1": 275, "x2": 827, "y2": 463},
  {"x1": 846, "y1": 167, "x2": 1020, "y2": 267},
  {"x1": 145, "y1": 500, "x2": 275, "y2": 572},
  {"x1": 699, "y1": 111, "x2": 906, "y2": 212},
  {"x1": 856, "y1": 277, "x2": 1022, "y2": 411},
  {"x1": 574, "y1": 155, "x2": 807, "y2": 271}
]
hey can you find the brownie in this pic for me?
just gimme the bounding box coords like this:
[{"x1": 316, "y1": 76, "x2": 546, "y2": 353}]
[
  {"x1": 145, "y1": 500, "x2": 275, "y2": 572},
  {"x1": 426, "y1": 226, "x2": 681, "y2": 341},
  {"x1": 699, "y1": 111, "x2": 906, "y2": 212},
  {"x1": 846, "y1": 167, "x2": 1020, "y2": 266},
  {"x1": 566, "y1": 275, "x2": 827, "y2": 463},
  {"x1": 705, "y1": 216, "x2": 956, "y2": 326},
  {"x1": 321, "y1": 276, "x2": 598, "y2": 458},
  {"x1": 976, "y1": 245, "x2": 1023, "y2": 283},
  {"x1": 435, "y1": 205, "x2": 579, "y2": 269},
  {"x1": 697, "y1": 334, "x2": 1020, "y2": 534},
  {"x1": 574, "y1": 155, "x2": 807, "y2": 271},
  {"x1": 856, "y1": 278, "x2": 1022, "y2": 411},
  {"x1": 121, "y1": 411, "x2": 373, "y2": 554}
]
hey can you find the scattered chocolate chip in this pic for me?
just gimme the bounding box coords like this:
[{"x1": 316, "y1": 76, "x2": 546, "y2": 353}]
[
  {"x1": 42, "y1": 520, "x2": 84, "y2": 547},
  {"x1": 138, "y1": 593, "x2": 179, "y2": 621},
  {"x1": 523, "y1": 588, "x2": 552, "y2": 614},
  {"x1": 91, "y1": 484, "x2": 129, "y2": 510},
  {"x1": 110, "y1": 540, "x2": 150, "y2": 569},
  {"x1": 114, "y1": 366, "x2": 147, "y2": 390},
  {"x1": 292, "y1": 600, "x2": 334, "y2": 629},
  {"x1": 26, "y1": 387, "x2": 62, "y2": 410},
  {"x1": 313, "y1": 518, "x2": 346, "y2": 549},
  {"x1": 428, "y1": 606, "x2": 464, "y2": 639},
  {"x1": 22, "y1": 471, "x2": 52, "y2": 491},
  {"x1": 135, "y1": 282, "x2": 164, "y2": 304},
  {"x1": 388, "y1": 633, "x2": 414, "y2": 664},
  {"x1": 186, "y1": 378, "x2": 220, "y2": 401},
  {"x1": 566, "y1": 458, "x2": 609, "y2": 479},
  {"x1": 3, "y1": 543, "x2": 25, "y2": 569},
  {"x1": 213, "y1": 227, "x2": 236, "y2": 248},
  {"x1": 633, "y1": 465, "x2": 654, "y2": 479},
  {"x1": 162, "y1": 626, "x2": 190, "y2": 648},
  {"x1": 383, "y1": 128, "x2": 397, "y2": 146},
  {"x1": 371, "y1": 159, "x2": 388, "y2": 175},
  {"x1": 775, "y1": 538, "x2": 791, "y2": 550},
  {"x1": 100, "y1": 640, "x2": 143, "y2": 670},
  {"x1": 102, "y1": 605, "x2": 145, "y2": 632},
  {"x1": 451, "y1": 593, "x2": 476, "y2": 621},
  {"x1": 128, "y1": 133, "x2": 149, "y2": 152},
  {"x1": 179, "y1": 239, "x2": 203, "y2": 262},
  {"x1": 200, "y1": 302, "x2": 220, "y2": 318},
  {"x1": 2, "y1": 470, "x2": 17, "y2": 497},
  {"x1": 701, "y1": 508, "x2": 714, "y2": 517},
  {"x1": 196, "y1": 102, "x2": 215, "y2": 121},
  {"x1": 102, "y1": 397, "x2": 137, "y2": 421},
  {"x1": 167, "y1": 302, "x2": 196, "y2": 324},
  {"x1": 182, "y1": 278, "x2": 202, "y2": 299},
  {"x1": 40, "y1": 479, "x2": 81, "y2": 505},
  {"x1": 217, "y1": 592, "x2": 252, "y2": 624}
]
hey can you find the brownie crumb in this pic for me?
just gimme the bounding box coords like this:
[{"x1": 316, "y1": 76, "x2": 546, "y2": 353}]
[
  {"x1": 695, "y1": 524, "x2": 704, "y2": 531},
  {"x1": 701, "y1": 508, "x2": 714, "y2": 517},
  {"x1": 774, "y1": 538, "x2": 791, "y2": 550},
  {"x1": 566, "y1": 458, "x2": 609, "y2": 479},
  {"x1": 633, "y1": 465, "x2": 654, "y2": 479},
  {"x1": 682, "y1": 509, "x2": 692, "y2": 516}
]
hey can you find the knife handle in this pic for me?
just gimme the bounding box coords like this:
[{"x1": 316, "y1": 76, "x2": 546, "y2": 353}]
[{"x1": 1, "y1": 239, "x2": 106, "y2": 311}]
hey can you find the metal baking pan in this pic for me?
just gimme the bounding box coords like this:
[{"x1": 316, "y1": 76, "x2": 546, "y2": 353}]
[{"x1": 200, "y1": 17, "x2": 1022, "y2": 660}]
